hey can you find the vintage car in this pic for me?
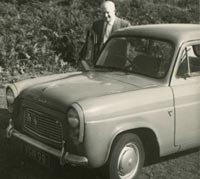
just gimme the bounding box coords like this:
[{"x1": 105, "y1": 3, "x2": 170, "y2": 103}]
[{"x1": 5, "y1": 24, "x2": 200, "y2": 179}]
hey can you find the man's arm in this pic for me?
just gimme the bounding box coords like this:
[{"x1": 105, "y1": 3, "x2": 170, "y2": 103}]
[{"x1": 120, "y1": 18, "x2": 131, "y2": 28}]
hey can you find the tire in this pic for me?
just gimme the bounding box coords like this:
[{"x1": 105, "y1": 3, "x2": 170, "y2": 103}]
[{"x1": 107, "y1": 133, "x2": 145, "y2": 179}]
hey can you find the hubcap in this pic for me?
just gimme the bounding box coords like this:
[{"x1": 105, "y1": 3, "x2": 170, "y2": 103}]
[{"x1": 117, "y1": 143, "x2": 140, "y2": 179}]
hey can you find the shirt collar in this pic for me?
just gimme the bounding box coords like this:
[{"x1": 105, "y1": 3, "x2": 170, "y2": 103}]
[{"x1": 106, "y1": 16, "x2": 116, "y2": 26}]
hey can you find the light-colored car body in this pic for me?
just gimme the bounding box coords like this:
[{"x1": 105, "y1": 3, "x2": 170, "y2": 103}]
[{"x1": 5, "y1": 24, "x2": 200, "y2": 178}]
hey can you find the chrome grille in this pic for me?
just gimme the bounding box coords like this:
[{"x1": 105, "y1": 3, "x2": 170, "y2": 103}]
[{"x1": 23, "y1": 108, "x2": 63, "y2": 144}]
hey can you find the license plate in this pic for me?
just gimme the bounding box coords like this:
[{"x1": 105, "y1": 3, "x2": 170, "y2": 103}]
[
  {"x1": 22, "y1": 143, "x2": 51, "y2": 167},
  {"x1": 12, "y1": 137, "x2": 61, "y2": 169},
  {"x1": 12, "y1": 138, "x2": 52, "y2": 167}
]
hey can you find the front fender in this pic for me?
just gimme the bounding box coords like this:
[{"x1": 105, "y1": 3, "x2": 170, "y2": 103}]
[{"x1": 84, "y1": 110, "x2": 176, "y2": 168}]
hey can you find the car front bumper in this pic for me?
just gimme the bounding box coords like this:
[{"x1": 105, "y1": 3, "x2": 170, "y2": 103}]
[{"x1": 5, "y1": 118, "x2": 88, "y2": 166}]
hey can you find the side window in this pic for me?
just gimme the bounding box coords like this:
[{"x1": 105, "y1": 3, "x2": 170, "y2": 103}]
[
  {"x1": 177, "y1": 44, "x2": 200, "y2": 78},
  {"x1": 125, "y1": 39, "x2": 173, "y2": 77}
]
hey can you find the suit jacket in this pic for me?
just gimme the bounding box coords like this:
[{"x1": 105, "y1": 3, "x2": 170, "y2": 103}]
[{"x1": 92, "y1": 17, "x2": 130, "y2": 56}]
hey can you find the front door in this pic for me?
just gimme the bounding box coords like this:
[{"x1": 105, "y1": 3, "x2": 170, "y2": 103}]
[{"x1": 171, "y1": 42, "x2": 200, "y2": 149}]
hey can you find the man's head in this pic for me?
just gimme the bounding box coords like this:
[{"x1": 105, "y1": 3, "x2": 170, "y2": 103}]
[{"x1": 100, "y1": 1, "x2": 116, "y2": 23}]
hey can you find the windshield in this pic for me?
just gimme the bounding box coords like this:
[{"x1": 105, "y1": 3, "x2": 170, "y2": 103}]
[{"x1": 95, "y1": 37, "x2": 174, "y2": 78}]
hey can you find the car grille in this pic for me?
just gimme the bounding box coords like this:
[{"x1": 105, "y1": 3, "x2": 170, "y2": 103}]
[{"x1": 23, "y1": 108, "x2": 63, "y2": 145}]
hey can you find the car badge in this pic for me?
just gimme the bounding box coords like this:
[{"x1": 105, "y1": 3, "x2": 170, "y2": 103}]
[
  {"x1": 26, "y1": 113, "x2": 38, "y2": 127},
  {"x1": 26, "y1": 113, "x2": 32, "y2": 123}
]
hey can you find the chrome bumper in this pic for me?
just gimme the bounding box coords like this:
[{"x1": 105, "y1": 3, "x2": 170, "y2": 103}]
[{"x1": 5, "y1": 118, "x2": 88, "y2": 166}]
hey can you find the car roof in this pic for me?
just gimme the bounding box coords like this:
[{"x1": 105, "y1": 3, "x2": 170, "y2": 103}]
[{"x1": 112, "y1": 24, "x2": 200, "y2": 44}]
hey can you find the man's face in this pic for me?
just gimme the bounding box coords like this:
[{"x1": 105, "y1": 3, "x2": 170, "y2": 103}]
[{"x1": 101, "y1": 4, "x2": 115, "y2": 23}]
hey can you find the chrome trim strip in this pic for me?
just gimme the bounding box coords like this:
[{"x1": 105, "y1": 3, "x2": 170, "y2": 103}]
[
  {"x1": 6, "y1": 84, "x2": 18, "y2": 98},
  {"x1": 72, "y1": 103, "x2": 85, "y2": 142}
]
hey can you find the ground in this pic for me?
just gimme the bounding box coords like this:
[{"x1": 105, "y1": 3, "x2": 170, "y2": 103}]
[{"x1": 0, "y1": 84, "x2": 199, "y2": 179}]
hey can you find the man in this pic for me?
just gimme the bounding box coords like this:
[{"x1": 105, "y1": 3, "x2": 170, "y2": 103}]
[
  {"x1": 80, "y1": 1, "x2": 130, "y2": 66},
  {"x1": 92, "y1": 1, "x2": 130, "y2": 56}
]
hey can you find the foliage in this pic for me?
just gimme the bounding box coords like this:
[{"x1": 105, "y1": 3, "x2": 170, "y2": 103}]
[
  {"x1": 0, "y1": 0, "x2": 90, "y2": 76},
  {"x1": 0, "y1": 0, "x2": 199, "y2": 78}
]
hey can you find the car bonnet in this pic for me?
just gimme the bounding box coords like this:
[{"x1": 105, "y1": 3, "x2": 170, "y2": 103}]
[{"x1": 21, "y1": 71, "x2": 161, "y2": 111}]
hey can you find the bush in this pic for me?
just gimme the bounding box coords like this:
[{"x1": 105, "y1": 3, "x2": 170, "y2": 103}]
[
  {"x1": 0, "y1": 0, "x2": 199, "y2": 77},
  {"x1": 0, "y1": 0, "x2": 90, "y2": 75}
]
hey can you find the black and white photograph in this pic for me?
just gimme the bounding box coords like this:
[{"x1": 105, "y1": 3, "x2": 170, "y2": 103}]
[{"x1": 0, "y1": 0, "x2": 200, "y2": 179}]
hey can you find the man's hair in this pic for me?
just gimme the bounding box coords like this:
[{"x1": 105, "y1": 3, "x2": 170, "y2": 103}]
[{"x1": 100, "y1": 1, "x2": 116, "y2": 11}]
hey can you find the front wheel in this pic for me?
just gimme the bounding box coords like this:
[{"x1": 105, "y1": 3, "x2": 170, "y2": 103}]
[{"x1": 107, "y1": 133, "x2": 145, "y2": 179}]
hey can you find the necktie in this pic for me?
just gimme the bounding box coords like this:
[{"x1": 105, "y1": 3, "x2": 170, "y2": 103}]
[{"x1": 103, "y1": 22, "x2": 111, "y2": 43}]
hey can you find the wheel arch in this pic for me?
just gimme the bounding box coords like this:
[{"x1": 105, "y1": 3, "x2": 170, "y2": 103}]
[{"x1": 107, "y1": 127, "x2": 160, "y2": 165}]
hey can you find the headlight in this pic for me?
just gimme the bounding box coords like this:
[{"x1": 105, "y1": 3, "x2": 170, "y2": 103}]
[
  {"x1": 67, "y1": 108, "x2": 80, "y2": 128},
  {"x1": 67, "y1": 104, "x2": 84, "y2": 142},
  {"x1": 6, "y1": 87, "x2": 16, "y2": 113},
  {"x1": 6, "y1": 88, "x2": 15, "y2": 105}
]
